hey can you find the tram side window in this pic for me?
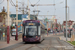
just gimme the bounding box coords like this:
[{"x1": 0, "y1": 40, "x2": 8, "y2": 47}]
[{"x1": 38, "y1": 26, "x2": 40, "y2": 35}]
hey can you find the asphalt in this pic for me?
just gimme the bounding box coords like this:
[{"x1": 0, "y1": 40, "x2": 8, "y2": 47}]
[{"x1": 0, "y1": 32, "x2": 75, "y2": 50}]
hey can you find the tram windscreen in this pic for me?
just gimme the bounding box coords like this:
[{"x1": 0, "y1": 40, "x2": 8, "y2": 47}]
[{"x1": 25, "y1": 26, "x2": 37, "y2": 36}]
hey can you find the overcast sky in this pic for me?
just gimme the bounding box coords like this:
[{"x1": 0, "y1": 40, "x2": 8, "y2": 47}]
[{"x1": 0, "y1": 0, "x2": 75, "y2": 24}]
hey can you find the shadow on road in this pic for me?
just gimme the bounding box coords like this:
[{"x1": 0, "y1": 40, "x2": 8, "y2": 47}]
[{"x1": 25, "y1": 39, "x2": 45, "y2": 44}]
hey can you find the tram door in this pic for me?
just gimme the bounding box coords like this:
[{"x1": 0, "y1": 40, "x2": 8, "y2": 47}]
[{"x1": 0, "y1": 28, "x2": 6, "y2": 41}]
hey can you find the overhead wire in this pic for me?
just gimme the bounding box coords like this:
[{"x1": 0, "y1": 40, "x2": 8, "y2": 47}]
[
  {"x1": 35, "y1": 0, "x2": 40, "y2": 5},
  {"x1": 10, "y1": 0, "x2": 16, "y2": 7},
  {"x1": 29, "y1": 0, "x2": 40, "y2": 5},
  {"x1": 29, "y1": 0, "x2": 40, "y2": 17}
]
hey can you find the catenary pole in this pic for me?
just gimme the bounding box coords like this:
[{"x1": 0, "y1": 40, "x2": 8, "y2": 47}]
[
  {"x1": 16, "y1": 0, "x2": 18, "y2": 41},
  {"x1": 27, "y1": 0, "x2": 30, "y2": 20},
  {"x1": 7, "y1": 0, "x2": 10, "y2": 44}
]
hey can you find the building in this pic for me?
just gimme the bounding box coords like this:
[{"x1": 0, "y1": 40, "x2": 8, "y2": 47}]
[
  {"x1": 63, "y1": 20, "x2": 74, "y2": 29},
  {"x1": 0, "y1": 7, "x2": 12, "y2": 27},
  {"x1": 0, "y1": 7, "x2": 12, "y2": 41},
  {"x1": 10, "y1": 14, "x2": 37, "y2": 24},
  {"x1": 10, "y1": 14, "x2": 37, "y2": 31},
  {"x1": 0, "y1": 7, "x2": 37, "y2": 41}
]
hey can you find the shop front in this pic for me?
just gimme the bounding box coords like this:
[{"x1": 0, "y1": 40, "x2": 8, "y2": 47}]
[{"x1": 0, "y1": 27, "x2": 7, "y2": 41}]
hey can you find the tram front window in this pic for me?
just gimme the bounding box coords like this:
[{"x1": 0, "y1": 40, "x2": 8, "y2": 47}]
[{"x1": 25, "y1": 26, "x2": 37, "y2": 36}]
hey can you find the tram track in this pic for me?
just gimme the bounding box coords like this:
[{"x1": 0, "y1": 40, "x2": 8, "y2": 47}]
[
  {"x1": 25, "y1": 44, "x2": 44, "y2": 50},
  {"x1": 48, "y1": 37, "x2": 59, "y2": 50},
  {"x1": 56, "y1": 38, "x2": 65, "y2": 50},
  {"x1": 24, "y1": 39, "x2": 48, "y2": 50},
  {"x1": 43, "y1": 37, "x2": 55, "y2": 50},
  {"x1": 1, "y1": 34, "x2": 75, "y2": 50},
  {"x1": 13, "y1": 37, "x2": 65, "y2": 50},
  {"x1": 44, "y1": 37, "x2": 64, "y2": 50},
  {"x1": 13, "y1": 42, "x2": 27, "y2": 50},
  {"x1": 25, "y1": 44, "x2": 34, "y2": 50}
]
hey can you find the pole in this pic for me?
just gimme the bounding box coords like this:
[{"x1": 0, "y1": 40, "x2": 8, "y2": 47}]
[
  {"x1": 22, "y1": 4, "x2": 24, "y2": 14},
  {"x1": 47, "y1": 12, "x2": 48, "y2": 36},
  {"x1": 33, "y1": 10, "x2": 35, "y2": 19},
  {"x1": 27, "y1": 0, "x2": 30, "y2": 20},
  {"x1": 22, "y1": 0, "x2": 24, "y2": 14},
  {"x1": 56, "y1": 19, "x2": 57, "y2": 34},
  {"x1": 65, "y1": 0, "x2": 67, "y2": 41},
  {"x1": 37, "y1": 6, "x2": 38, "y2": 19},
  {"x1": 7, "y1": 0, "x2": 10, "y2": 44},
  {"x1": 68, "y1": 6, "x2": 69, "y2": 21},
  {"x1": 47, "y1": 22, "x2": 48, "y2": 36},
  {"x1": 16, "y1": 0, "x2": 18, "y2": 41}
]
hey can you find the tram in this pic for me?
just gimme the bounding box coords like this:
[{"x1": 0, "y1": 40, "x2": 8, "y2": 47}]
[{"x1": 22, "y1": 20, "x2": 47, "y2": 42}]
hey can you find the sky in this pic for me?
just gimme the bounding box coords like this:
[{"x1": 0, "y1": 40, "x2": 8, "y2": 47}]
[{"x1": 0, "y1": 0, "x2": 75, "y2": 24}]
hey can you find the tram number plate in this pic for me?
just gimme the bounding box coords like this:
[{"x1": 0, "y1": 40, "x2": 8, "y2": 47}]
[{"x1": 28, "y1": 23, "x2": 34, "y2": 25}]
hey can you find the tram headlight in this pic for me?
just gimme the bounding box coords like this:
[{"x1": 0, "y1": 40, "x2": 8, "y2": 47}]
[
  {"x1": 36, "y1": 36, "x2": 38, "y2": 38},
  {"x1": 24, "y1": 36, "x2": 26, "y2": 38}
]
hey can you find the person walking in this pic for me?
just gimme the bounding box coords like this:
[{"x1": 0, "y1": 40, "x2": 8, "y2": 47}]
[
  {"x1": 64, "y1": 27, "x2": 66, "y2": 37},
  {"x1": 71, "y1": 23, "x2": 75, "y2": 41}
]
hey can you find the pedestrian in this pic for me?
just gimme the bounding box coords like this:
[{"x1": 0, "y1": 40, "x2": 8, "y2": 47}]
[
  {"x1": 71, "y1": 23, "x2": 75, "y2": 41},
  {"x1": 64, "y1": 27, "x2": 66, "y2": 37}
]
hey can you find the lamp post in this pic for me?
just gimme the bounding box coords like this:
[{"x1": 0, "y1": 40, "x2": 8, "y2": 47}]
[
  {"x1": 65, "y1": 0, "x2": 67, "y2": 41},
  {"x1": 7, "y1": 0, "x2": 10, "y2": 44}
]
